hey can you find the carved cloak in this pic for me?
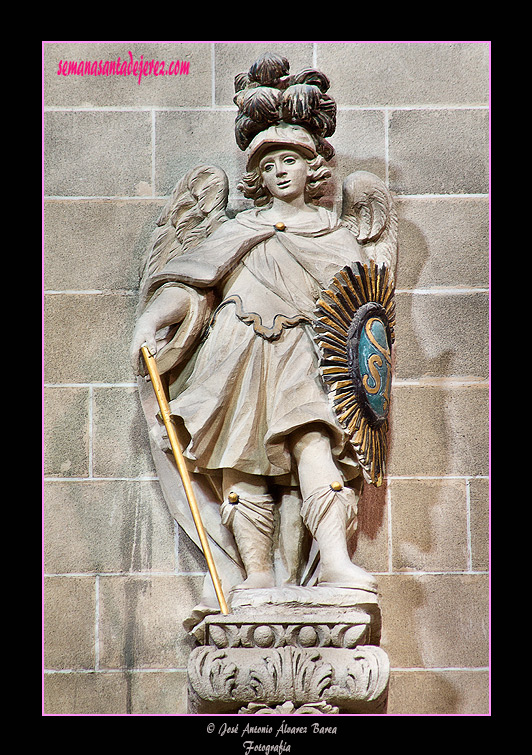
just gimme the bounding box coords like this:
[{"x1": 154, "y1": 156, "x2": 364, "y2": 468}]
[{"x1": 137, "y1": 206, "x2": 370, "y2": 616}]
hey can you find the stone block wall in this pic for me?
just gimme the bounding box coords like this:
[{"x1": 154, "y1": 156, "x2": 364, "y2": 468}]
[{"x1": 43, "y1": 41, "x2": 490, "y2": 715}]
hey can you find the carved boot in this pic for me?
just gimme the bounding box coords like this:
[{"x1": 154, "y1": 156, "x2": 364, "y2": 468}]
[
  {"x1": 301, "y1": 482, "x2": 377, "y2": 592},
  {"x1": 221, "y1": 492, "x2": 276, "y2": 589}
]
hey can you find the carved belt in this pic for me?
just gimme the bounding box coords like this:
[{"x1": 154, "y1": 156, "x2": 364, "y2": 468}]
[{"x1": 209, "y1": 294, "x2": 310, "y2": 341}]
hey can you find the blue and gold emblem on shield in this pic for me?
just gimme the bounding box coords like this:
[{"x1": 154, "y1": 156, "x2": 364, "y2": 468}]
[{"x1": 314, "y1": 260, "x2": 395, "y2": 486}]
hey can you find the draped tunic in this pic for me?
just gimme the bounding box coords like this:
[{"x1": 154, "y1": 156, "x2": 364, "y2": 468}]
[{"x1": 149, "y1": 206, "x2": 368, "y2": 484}]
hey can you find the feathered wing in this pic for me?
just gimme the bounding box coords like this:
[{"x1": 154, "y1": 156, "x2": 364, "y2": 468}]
[
  {"x1": 340, "y1": 171, "x2": 398, "y2": 276},
  {"x1": 135, "y1": 165, "x2": 246, "y2": 618},
  {"x1": 137, "y1": 165, "x2": 230, "y2": 375},
  {"x1": 138, "y1": 164, "x2": 230, "y2": 304}
]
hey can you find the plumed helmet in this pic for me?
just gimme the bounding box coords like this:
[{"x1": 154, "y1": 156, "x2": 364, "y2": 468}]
[
  {"x1": 233, "y1": 52, "x2": 337, "y2": 167},
  {"x1": 245, "y1": 123, "x2": 318, "y2": 170}
]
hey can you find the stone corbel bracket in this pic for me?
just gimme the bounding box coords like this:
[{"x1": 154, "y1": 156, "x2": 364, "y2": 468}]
[{"x1": 186, "y1": 587, "x2": 389, "y2": 714}]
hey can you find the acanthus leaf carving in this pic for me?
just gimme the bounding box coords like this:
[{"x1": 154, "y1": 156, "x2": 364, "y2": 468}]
[{"x1": 187, "y1": 644, "x2": 389, "y2": 714}]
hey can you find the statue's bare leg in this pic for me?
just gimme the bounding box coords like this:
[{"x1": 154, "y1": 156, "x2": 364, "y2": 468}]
[
  {"x1": 221, "y1": 469, "x2": 276, "y2": 589},
  {"x1": 289, "y1": 424, "x2": 377, "y2": 591}
]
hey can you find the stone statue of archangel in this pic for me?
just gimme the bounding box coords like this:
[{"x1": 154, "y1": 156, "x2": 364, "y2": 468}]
[{"x1": 130, "y1": 53, "x2": 397, "y2": 626}]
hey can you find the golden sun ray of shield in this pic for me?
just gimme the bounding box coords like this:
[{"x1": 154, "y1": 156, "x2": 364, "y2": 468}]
[{"x1": 314, "y1": 260, "x2": 395, "y2": 487}]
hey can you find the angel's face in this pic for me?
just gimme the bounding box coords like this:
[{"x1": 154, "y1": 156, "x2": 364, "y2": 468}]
[{"x1": 259, "y1": 149, "x2": 309, "y2": 202}]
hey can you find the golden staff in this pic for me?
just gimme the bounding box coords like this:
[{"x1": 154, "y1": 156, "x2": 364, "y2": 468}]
[{"x1": 141, "y1": 344, "x2": 230, "y2": 615}]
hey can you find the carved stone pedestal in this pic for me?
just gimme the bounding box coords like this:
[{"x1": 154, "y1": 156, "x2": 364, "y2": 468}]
[{"x1": 186, "y1": 586, "x2": 389, "y2": 714}]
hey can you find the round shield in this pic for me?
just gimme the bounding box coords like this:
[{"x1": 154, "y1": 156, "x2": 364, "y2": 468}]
[{"x1": 314, "y1": 260, "x2": 395, "y2": 486}]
